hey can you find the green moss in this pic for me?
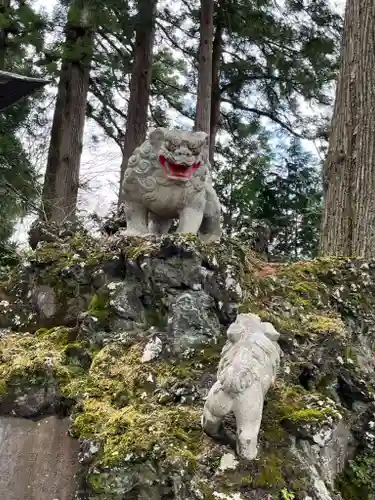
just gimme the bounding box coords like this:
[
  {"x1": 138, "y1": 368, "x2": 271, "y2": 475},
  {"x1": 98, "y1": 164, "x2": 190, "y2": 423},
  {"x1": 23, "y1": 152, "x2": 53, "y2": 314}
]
[
  {"x1": 285, "y1": 407, "x2": 337, "y2": 424},
  {"x1": 214, "y1": 383, "x2": 316, "y2": 495},
  {"x1": 252, "y1": 454, "x2": 285, "y2": 488},
  {"x1": 280, "y1": 489, "x2": 296, "y2": 500},
  {"x1": 33, "y1": 242, "x2": 75, "y2": 266},
  {"x1": 263, "y1": 383, "x2": 341, "y2": 429},
  {"x1": 239, "y1": 255, "x2": 353, "y2": 345},
  {"x1": 58, "y1": 340, "x2": 227, "y2": 475},
  {"x1": 304, "y1": 314, "x2": 345, "y2": 337},
  {"x1": 36, "y1": 326, "x2": 72, "y2": 345},
  {"x1": 123, "y1": 238, "x2": 156, "y2": 260},
  {"x1": 88, "y1": 292, "x2": 110, "y2": 321},
  {"x1": 0, "y1": 327, "x2": 86, "y2": 397},
  {"x1": 71, "y1": 400, "x2": 203, "y2": 467},
  {"x1": 220, "y1": 445, "x2": 308, "y2": 494},
  {"x1": 344, "y1": 345, "x2": 358, "y2": 363},
  {"x1": 63, "y1": 340, "x2": 223, "y2": 409},
  {"x1": 235, "y1": 382, "x2": 339, "y2": 493}
]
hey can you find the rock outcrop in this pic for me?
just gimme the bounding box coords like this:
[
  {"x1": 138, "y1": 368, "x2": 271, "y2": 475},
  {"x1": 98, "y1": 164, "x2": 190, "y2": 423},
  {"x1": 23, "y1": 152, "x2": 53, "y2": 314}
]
[{"x1": 0, "y1": 230, "x2": 374, "y2": 500}]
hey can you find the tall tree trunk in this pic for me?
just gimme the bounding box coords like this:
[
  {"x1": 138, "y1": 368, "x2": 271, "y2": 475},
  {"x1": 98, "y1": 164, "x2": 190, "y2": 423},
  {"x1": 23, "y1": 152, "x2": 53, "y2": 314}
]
[
  {"x1": 320, "y1": 0, "x2": 375, "y2": 257},
  {"x1": 194, "y1": 0, "x2": 214, "y2": 138},
  {"x1": 118, "y1": 0, "x2": 157, "y2": 205},
  {"x1": 209, "y1": 17, "x2": 223, "y2": 165},
  {"x1": 0, "y1": 0, "x2": 10, "y2": 70},
  {"x1": 41, "y1": 0, "x2": 94, "y2": 224}
]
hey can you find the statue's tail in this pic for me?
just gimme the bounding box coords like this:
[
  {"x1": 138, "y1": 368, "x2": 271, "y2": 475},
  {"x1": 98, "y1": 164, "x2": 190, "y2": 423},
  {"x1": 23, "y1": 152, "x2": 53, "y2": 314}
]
[{"x1": 0, "y1": 70, "x2": 49, "y2": 111}]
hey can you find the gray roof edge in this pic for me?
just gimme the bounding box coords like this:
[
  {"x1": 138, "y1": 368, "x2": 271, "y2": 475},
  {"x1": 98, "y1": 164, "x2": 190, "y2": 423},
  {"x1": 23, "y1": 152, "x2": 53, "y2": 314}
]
[{"x1": 0, "y1": 70, "x2": 50, "y2": 84}]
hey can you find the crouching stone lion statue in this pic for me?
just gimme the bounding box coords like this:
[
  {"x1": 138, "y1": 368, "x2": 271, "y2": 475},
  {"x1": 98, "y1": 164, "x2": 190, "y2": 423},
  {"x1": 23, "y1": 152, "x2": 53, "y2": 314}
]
[
  {"x1": 202, "y1": 313, "x2": 281, "y2": 460},
  {"x1": 121, "y1": 127, "x2": 221, "y2": 242}
]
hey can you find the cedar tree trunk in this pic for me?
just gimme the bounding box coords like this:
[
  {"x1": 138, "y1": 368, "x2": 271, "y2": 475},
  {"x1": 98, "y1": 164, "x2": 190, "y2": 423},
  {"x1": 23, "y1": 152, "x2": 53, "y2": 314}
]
[
  {"x1": 209, "y1": 17, "x2": 223, "y2": 165},
  {"x1": 320, "y1": 0, "x2": 375, "y2": 257},
  {"x1": 0, "y1": 0, "x2": 10, "y2": 70},
  {"x1": 41, "y1": 0, "x2": 94, "y2": 224},
  {"x1": 194, "y1": 0, "x2": 214, "y2": 138},
  {"x1": 118, "y1": 0, "x2": 157, "y2": 205}
]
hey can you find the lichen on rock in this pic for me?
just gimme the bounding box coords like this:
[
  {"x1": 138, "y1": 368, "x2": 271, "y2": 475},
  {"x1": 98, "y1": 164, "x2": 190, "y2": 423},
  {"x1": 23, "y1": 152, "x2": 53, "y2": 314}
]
[{"x1": 1, "y1": 233, "x2": 375, "y2": 499}]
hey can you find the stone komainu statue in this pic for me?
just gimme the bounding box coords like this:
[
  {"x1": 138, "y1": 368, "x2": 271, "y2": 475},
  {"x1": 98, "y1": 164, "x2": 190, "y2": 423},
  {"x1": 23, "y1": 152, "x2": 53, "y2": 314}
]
[
  {"x1": 121, "y1": 127, "x2": 222, "y2": 242},
  {"x1": 202, "y1": 313, "x2": 281, "y2": 460},
  {"x1": 0, "y1": 70, "x2": 48, "y2": 111}
]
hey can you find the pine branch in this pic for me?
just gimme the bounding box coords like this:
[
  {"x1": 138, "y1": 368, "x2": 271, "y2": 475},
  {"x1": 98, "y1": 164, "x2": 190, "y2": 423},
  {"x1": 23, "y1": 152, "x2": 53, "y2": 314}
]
[
  {"x1": 86, "y1": 102, "x2": 124, "y2": 148},
  {"x1": 220, "y1": 97, "x2": 304, "y2": 138},
  {"x1": 156, "y1": 20, "x2": 196, "y2": 60},
  {"x1": 89, "y1": 77, "x2": 128, "y2": 121},
  {"x1": 96, "y1": 28, "x2": 132, "y2": 60}
]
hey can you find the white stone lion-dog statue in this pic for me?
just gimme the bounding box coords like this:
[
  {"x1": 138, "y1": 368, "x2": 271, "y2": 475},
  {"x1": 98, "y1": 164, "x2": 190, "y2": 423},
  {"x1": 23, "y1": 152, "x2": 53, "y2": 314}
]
[
  {"x1": 202, "y1": 313, "x2": 281, "y2": 460},
  {"x1": 121, "y1": 127, "x2": 221, "y2": 242}
]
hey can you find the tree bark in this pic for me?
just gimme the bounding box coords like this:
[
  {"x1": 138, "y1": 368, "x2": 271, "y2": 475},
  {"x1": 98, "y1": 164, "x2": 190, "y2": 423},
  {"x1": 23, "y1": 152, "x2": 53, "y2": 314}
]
[
  {"x1": 194, "y1": 0, "x2": 214, "y2": 138},
  {"x1": 0, "y1": 0, "x2": 10, "y2": 70},
  {"x1": 41, "y1": 0, "x2": 94, "y2": 224},
  {"x1": 320, "y1": 0, "x2": 375, "y2": 257},
  {"x1": 118, "y1": 0, "x2": 157, "y2": 205},
  {"x1": 209, "y1": 16, "x2": 223, "y2": 165}
]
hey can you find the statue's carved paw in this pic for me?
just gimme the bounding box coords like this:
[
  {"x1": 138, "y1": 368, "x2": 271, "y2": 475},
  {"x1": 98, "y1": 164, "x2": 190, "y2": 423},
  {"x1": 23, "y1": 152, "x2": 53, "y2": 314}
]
[{"x1": 237, "y1": 437, "x2": 258, "y2": 461}]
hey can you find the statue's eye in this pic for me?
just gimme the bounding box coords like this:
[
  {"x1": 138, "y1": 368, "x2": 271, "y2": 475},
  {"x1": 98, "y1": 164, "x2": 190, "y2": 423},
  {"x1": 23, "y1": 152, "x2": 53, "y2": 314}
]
[{"x1": 166, "y1": 140, "x2": 176, "y2": 151}]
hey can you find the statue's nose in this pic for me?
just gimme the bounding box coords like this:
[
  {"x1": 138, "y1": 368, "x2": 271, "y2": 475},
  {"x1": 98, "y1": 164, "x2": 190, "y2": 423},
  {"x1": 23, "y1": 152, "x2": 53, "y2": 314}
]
[{"x1": 175, "y1": 147, "x2": 191, "y2": 157}]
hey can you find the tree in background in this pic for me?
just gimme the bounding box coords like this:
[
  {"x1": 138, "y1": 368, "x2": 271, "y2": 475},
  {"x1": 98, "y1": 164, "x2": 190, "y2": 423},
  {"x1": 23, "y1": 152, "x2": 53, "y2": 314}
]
[
  {"x1": 255, "y1": 140, "x2": 322, "y2": 260},
  {"x1": 1, "y1": 0, "x2": 342, "y2": 264},
  {"x1": 320, "y1": 0, "x2": 375, "y2": 258},
  {"x1": 41, "y1": 0, "x2": 95, "y2": 224},
  {"x1": 209, "y1": 2, "x2": 224, "y2": 164},
  {"x1": 86, "y1": 0, "x2": 341, "y2": 157},
  {"x1": 74, "y1": 0, "x2": 341, "y2": 213},
  {"x1": 118, "y1": 0, "x2": 158, "y2": 204},
  {"x1": 194, "y1": 0, "x2": 214, "y2": 137},
  {"x1": 85, "y1": 0, "x2": 132, "y2": 149},
  {"x1": 157, "y1": 0, "x2": 341, "y2": 164},
  {"x1": 215, "y1": 127, "x2": 322, "y2": 260},
  {"x1": 0, "y1": 0, "x2": 48, "y2": 250},
  {"x1": 97, "y1": 0, "x2": 337, "y2": 258}
]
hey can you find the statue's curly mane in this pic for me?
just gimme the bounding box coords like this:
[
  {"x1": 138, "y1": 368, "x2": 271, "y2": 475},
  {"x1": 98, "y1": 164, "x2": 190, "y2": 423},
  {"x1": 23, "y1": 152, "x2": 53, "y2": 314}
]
[
  {"x1": 127, "y1": 141, "x2": 158, "y2": 176},
  {"x1": 217, "y1": 334, "x2": 279, "y2": 394}
]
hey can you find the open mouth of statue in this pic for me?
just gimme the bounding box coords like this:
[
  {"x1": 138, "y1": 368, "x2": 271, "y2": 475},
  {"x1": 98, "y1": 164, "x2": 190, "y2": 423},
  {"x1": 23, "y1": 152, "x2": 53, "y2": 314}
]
[{"x1": 159, "y1": 155, "x2": 200, "y2": 179}]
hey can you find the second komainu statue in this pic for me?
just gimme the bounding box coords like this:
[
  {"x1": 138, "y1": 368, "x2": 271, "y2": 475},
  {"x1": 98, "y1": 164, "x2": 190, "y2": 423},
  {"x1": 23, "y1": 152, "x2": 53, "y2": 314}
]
[
  {"x1": 202, "y1": 313, "x2": 281, "y2": 460},
  {"x1": 121, "y1": 127, "x2": 222, "y2": 242}
]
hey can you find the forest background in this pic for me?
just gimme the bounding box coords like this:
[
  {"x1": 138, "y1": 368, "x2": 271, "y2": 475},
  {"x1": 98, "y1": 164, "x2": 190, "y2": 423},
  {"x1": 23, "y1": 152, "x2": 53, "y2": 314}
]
[{"x1": 5, "y1": 0, "x2": 345, "y2": 261}]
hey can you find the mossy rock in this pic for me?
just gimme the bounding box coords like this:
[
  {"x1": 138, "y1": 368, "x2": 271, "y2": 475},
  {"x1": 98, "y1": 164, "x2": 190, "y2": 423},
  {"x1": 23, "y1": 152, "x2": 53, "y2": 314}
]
[
  {"x1": 2, "y1": 236, "x2": 375, "y2": 498},
  {"x1": 0, "y1": 326, "x2": 89, "y2": 416}
]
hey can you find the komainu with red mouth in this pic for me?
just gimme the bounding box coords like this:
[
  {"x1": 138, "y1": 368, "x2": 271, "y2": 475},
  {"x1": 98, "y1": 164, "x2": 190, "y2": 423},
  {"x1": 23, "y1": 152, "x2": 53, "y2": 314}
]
[{"x1": 121, "y1": 127, "x2": 221, "y2": 242}]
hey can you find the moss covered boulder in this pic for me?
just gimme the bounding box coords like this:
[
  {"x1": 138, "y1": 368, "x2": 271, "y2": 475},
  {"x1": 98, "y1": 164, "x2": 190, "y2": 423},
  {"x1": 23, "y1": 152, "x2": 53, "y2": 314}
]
[{"x1": 1, "y1": 233, "x2": 375, "y2": 499}]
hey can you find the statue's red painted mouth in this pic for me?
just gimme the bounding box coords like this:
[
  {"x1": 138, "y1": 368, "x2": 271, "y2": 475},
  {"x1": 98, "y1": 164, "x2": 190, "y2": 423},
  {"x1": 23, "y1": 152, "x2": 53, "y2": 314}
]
[{"x1": 159, "y1": 155, "x2": 200, "y2": 179}]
